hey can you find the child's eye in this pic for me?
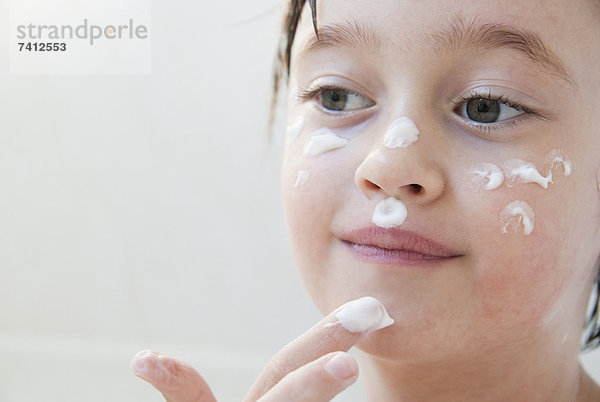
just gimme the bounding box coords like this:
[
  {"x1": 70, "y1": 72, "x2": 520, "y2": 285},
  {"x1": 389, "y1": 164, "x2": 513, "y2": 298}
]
[
  {"x1": 455, "y1": 97, "x2": 524, "y2": 123},
  {"x1": 298, "y1": 85, "x2": 375, "y2": 112},
  {"x1": 318, "y1": 88, "x2": 374, "y2": 111},
  {"x1": 450, "y1": 91, "x2": 546, "y2": 136}
]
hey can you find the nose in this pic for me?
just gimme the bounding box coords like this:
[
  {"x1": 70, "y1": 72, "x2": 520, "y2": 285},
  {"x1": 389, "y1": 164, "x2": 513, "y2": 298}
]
[{"x1": 354, "y1": 122, "x2": 446, "y2": 205}]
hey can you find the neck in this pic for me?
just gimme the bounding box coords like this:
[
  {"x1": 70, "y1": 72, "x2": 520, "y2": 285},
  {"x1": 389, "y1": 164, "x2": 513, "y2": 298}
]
[{"x1": 359, "y1": 335, "x2": 595, "y2": 401}]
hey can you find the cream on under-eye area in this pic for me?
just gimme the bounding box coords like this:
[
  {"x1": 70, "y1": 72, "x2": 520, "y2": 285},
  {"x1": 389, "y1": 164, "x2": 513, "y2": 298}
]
[
  {"x1": 383, "y1": 117, "x2": 420, "y2": 149},
  {"x1": 500, "y1": 200, "x2": 535, "y2": 235},
  {"x1": 303, "y1": 128, "x2": 349, "y2": 157},
  {"x1": 286, "y1": 116, "x2": 304, "y2": 144}
]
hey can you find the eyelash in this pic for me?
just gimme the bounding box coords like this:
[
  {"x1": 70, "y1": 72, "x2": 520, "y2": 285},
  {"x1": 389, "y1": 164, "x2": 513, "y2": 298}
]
[
  {"x1": 296, "y1": 83, "x2": 372, "y2": 115},
  {"x1": 296, "y1": 83, "x2": 347, "y2": 103},
  {"x1": 296, "y1": 85, "x2": 545, "y2": 133},
  {"x1": 451, "y1": 90, "x2": 545, "y2": 134}
]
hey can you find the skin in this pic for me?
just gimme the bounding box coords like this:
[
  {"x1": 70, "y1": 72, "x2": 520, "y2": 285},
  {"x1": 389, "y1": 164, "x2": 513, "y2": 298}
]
[{"x1": 133, "y1": 0, "x2": 600, "y2": 400}]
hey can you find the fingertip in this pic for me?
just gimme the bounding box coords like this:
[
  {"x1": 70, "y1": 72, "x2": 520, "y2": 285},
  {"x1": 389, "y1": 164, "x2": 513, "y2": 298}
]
[
  {"x1": 130, "y1": 349, "x2": 167, "y2": 381},
  {"x1": 130, "y1": 350, "x2": 218, "y2": 402},
  {"x1": 255, "y1": 351, "x2": 359, "y2": 401},
  {"x1": 323, "y1": 352, "x2": 359, "y2": 382}
]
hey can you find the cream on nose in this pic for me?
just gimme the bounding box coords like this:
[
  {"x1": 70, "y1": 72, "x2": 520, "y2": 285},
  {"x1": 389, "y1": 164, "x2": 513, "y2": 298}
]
[
  {"x1": 383, "y1": 117, "x2": 420, "y2": 149},
  {"x1": 354, "y1": 116, "x2": 446, "y2": 205}
]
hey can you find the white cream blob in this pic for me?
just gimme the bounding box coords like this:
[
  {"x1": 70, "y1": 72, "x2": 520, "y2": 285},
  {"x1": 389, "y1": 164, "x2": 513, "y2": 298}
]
[
  {"x1": 500, "y1": 200, "x2": 535, "y2": 235},
  {"x1": 286, "y1": 117, "x2": 304, "y2": 143},
  {"x1": 504, "y1": 159, "x2": 552, "y2": 189},
  {"x1": 303, "y1": 128, "x2": 349, "y2": 157},
  {"x1": 372, "y1": 197, "x2": 408, "y2": 228},
  {"x1": 546, "y1": 149, "x2": 572, "y2": 177},
  {"x1": 471, "y1": 163, "x2": 504, "y2": 191},
  {"x1": 383, "y1": 117, "x2": 420, "y2": 149},
  {"x1": 324, "y1": 296, "x2": 395, "y2": 334},
  {"x1": 294, "y1": 170, "x2": 310, "y2": 188}
]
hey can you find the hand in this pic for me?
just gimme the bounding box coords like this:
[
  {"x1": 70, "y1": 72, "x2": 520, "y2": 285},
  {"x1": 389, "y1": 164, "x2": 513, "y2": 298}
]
[{"x1": 131, "y1": 297, "x2": 390, "y2": 401}]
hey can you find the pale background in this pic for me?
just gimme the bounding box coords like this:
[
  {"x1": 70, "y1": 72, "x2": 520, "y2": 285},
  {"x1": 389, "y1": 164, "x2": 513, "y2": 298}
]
[{"x1": 0, "y1": 0, "x2": 599, "y2": 401}]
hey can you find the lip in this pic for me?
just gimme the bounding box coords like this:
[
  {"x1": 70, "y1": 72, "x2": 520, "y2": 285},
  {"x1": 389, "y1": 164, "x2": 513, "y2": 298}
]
[{"x1": 339, "y1": 226, "x2": 464, "y2": 266}]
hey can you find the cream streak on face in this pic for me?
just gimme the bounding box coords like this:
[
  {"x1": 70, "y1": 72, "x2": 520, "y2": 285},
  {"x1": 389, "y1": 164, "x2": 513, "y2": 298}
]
[
  {"x1": 471, "y1": 163, "x2": 504, "y2": 191},
  {"x1": 547, "y1": 149, "x2": 572, "y2": 177},
  {"x1": 500, "y1": 200, "x2": 535, "y2": 235},
  {"x1": 504, "y1": 159, "x2": 553, "y2": 189},
  {"x1": 286, "y1": 117, "x2": 304, "y2": 143},
  {"x1": 383, "y1": 117, "x2": 420, "y2": 149},
  {"x1": 303, "y1": 128, "x2": 349, "y2": 157},
  {"x1": 295, "y1": 170, "x2": 310, "y2": 188}
]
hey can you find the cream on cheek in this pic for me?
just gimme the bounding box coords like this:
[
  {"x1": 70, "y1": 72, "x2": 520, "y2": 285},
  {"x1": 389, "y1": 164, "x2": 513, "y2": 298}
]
[
  {"x1": 546, "y1": 149, "x2": 572, "y2": 177},
  {"x1": 295, "y1": 170, "x2": 310, "y2": 188},
  {"x1": 286, "y1": 116, "x2": 304, "y2": 144},
  {"x1": 500, "y1": 200, "x2": 535, "y2": 235},
  {"x1": 471, "y1": 163, "x2": 505, "y2": 191},
  {"x1": 287, "y1": 118, "x2": 349, "y2": 189},
  {"x1": 504, "y1": 159, "x2": 553, "y2": 189},
  {"x1": 303, "y1": 128, "x2": 349, "y2": 157},
  {"x1": 469, "y1": 149, "x2": 572, "y2": 236}
]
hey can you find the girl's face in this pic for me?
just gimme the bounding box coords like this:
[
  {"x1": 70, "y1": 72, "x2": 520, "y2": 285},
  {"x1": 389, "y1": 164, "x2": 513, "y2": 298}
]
[{"x1": 282, "y1": 0, "x2": 600, "y2": 361}]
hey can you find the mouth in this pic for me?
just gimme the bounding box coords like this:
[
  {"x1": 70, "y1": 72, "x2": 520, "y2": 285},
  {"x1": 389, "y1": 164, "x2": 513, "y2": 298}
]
[{"x1": 339, "y1": 227, "x2": 464, "y2": 266}]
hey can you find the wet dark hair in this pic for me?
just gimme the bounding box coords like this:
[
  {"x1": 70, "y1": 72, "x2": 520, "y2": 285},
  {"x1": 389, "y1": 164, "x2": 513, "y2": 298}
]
[
  {"x1": 272, "y1": 0, "x2": 600, "y2": 352},
  {"x1": 270, "y1": 0, "x2": 315, "y2": 130},
  {"x1": 583, "y1": 271, "x2": 600, "y2": 351}
]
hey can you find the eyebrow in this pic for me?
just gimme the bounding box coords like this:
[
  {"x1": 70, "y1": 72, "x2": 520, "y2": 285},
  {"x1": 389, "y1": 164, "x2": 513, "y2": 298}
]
[
  {"x1": 431, "y1": 17, "x2": 575, "y2": 86},
  {"x1": 298, "y1": 17, "x2": 575, "y2": 87},
  {"x1": 301, "y1": 19, "x2": 381, "y2": 53}
]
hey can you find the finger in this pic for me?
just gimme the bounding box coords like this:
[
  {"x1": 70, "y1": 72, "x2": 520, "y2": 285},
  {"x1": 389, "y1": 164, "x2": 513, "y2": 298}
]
[
  {"x1": 245, "y1": 296, "x2": 393, "y2": 401},
  {"x1": 130, "y1": 349, "x2": 217, "y2": 402},
  {"x1": 257, "y1": 351, "x2": 359, "y2": 402}
]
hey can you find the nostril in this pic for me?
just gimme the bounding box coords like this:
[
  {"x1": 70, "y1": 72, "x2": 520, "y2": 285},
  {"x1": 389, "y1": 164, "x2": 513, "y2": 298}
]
[
  {"x1": 409, "y1": 184, "x2": 423, "y2": 194},
  {"x1": 364, "y1": 180, "x2": 380, "y2": 192}
]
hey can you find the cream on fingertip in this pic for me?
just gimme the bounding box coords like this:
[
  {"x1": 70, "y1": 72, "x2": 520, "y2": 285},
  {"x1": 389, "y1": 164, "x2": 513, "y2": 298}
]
[{"x1": 325, "y1": 296, "x2": 394, "y2": 334}]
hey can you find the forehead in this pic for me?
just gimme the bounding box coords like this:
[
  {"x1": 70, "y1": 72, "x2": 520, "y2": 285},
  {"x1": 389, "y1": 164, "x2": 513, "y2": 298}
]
[{"x1": 292, "y1": 0, "x2": 599, "y2": 90}]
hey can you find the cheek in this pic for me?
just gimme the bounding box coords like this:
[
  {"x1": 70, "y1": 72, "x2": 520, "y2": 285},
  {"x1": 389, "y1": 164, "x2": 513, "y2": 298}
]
[
  {"x1": 460, "y1": 158, "x2": 596, "y2": 331},
  {"x1": 281, "y1": 129, "x2": 359, "y2": 294}
]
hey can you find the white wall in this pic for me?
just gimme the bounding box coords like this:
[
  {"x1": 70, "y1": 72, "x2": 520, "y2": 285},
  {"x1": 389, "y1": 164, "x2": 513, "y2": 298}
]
[{"x1": 0, "y1": 1, "x2": 599, "y2": 401}]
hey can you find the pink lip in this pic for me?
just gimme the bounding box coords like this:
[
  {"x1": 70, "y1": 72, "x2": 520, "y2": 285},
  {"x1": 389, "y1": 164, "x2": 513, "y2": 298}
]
[{"x1": 339, "y1": 227, "x2": 463, "y2": 266}]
